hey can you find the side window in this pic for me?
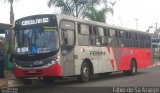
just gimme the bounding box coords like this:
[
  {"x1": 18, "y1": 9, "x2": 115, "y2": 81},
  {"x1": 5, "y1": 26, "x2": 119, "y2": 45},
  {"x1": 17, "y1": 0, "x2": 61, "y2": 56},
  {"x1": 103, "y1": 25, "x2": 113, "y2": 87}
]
[
  {"x1": 78, "y1": 23, "x2": 92, "y2": 46},
  {"x1": 79, "y1": 24, "x2": 90, "y2": 34},
  {"x1": 94, "y1": 26, "x2": 107, "y2": 46},
  {"x1": 126, "y1": 32, "x2": 129, "y2": 39},
  {"x1": 104, "y1": 28, "x2": 109, "y2": 37},
  {"x1": 130, "y1": 32, "x2": 136, "y2": 39},
  {"x1": 130, "y1": 32, "x2": 138, "y2": 48},
  {"x1": 148, "y1": 35, "x2": 151, "y2": 48},
  {"x1": 144, "y1": 34, "x2": 151, "y2": 48},
  {"x1": 120, "y1": 31, "x2": 126, "y2": 38},
  {"x1": 96, "y1": 27, "x2": 104, "y2": 36},
  {"x1": 119, "y1": 31, "x2": 129, "y2": 47},
  {"x1": 138, "y1": 34, "x2": 144, "y2": 48},
  {"x1": 109, "y1": 29, "x2": 115, "y2": 38},
  {"x1": 62, "y1": 30, "x2": 74, "y2": 46},
  {"x1": 108, "y1": 29, "x2": 118, "y2": 47},
  {"x1": 60, "y1": 20, "x2": 75, "y2": 51}
]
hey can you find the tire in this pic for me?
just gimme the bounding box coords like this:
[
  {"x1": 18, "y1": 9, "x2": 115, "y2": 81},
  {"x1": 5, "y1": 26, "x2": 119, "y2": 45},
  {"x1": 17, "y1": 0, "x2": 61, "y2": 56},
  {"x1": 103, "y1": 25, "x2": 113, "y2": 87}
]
[
  {"x1": 43, "y1": 77, "x2": 55, "y2": 84},
  {"x1": 78, "y1": 62, "x2": 91, "y2": 83},
  {"x1": 129, "y1": 60, "x2": 137, "y2": 75},
  {"x1": 123, "y1": 60, "x2": 137, "y2": 76}
]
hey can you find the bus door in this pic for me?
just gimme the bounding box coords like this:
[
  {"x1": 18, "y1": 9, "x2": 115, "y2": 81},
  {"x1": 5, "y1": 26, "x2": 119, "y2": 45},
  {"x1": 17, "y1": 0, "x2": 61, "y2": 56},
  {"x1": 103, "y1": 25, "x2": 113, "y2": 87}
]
[{"x1": 60, "y1": 20, "x2": 75, "y2": 76}]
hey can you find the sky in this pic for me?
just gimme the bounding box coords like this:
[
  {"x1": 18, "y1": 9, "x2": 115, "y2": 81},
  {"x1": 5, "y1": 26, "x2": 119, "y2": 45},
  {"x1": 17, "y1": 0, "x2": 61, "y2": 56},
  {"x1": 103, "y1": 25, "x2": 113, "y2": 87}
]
[
  {"x1": 0, "y1": 0, "x2": 160, "y2": 32},
  {"x1": 108, "y1": 0, "x2": 160, "y2": 32}
]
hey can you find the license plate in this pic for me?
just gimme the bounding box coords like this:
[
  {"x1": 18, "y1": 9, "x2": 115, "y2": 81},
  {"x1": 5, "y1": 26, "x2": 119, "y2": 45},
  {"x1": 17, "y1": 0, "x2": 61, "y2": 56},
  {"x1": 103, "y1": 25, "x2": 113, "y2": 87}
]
[{"x1": 28, "y1": 70, "x2": 36, "y2": 73}]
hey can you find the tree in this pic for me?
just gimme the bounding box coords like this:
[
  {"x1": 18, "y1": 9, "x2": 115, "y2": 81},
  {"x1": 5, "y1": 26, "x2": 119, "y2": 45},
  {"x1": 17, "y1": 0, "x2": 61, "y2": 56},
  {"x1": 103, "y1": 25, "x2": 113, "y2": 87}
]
[
  {"x1": 48, "y1": 0, "x2": 114, "y2": 23},
  {"x1": 48, "y1": 0, "x2": 103, "y2": 18},
  {"x1": 1, "y1": 0, "x2": 18, "y2": 24},
  {"x1": 84, "y1": 7, "x2": 112, "y2": 23}
]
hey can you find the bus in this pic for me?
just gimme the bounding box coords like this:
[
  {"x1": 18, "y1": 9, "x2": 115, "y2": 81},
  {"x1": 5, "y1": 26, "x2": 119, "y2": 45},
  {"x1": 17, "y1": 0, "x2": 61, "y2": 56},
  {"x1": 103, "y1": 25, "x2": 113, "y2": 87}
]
[{"x1": 12, "y1": 14, "x2": 153, "y2": 84}]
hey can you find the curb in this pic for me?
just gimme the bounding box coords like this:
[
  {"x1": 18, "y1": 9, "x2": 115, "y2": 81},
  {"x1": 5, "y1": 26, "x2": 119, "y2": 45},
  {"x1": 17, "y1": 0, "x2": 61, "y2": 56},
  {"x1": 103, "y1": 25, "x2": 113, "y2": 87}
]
[
  {"x1": 8, "y1": 79, "x2": 23, "y2": 87},
  {"x1": 147, "y1": 62, "x2": 160, "y2": 68},
  {"x1": 152, "y1": 62, "x2": 160, "y2": 67}
]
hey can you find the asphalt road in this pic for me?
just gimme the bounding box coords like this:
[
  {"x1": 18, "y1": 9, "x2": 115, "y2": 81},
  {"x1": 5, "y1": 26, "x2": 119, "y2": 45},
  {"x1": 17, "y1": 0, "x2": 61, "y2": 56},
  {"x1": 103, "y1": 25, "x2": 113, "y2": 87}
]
[{"x1": 3, "y1": 64, "x2": 160, "y2": 93}]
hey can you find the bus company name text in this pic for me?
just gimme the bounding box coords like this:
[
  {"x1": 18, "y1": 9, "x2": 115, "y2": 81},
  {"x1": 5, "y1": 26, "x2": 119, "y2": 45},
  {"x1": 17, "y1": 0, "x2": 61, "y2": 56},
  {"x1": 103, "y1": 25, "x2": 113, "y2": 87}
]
[
  {"x1": 90, "y1": 51, "x2": 106, "y2": 56},
  {"x1": 21, "y1": 18, "x2": 49, "y2": 26}
]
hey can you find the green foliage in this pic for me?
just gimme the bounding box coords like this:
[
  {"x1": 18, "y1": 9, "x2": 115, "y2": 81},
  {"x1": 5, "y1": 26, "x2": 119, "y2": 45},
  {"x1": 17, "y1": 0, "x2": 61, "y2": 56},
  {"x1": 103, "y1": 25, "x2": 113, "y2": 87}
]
[
  {"x1": 48, "y1": 0, "x2": 114, "y2": 22},
  {"x1": 84, "y1": 7, "x2": 112, "y2": 23}
]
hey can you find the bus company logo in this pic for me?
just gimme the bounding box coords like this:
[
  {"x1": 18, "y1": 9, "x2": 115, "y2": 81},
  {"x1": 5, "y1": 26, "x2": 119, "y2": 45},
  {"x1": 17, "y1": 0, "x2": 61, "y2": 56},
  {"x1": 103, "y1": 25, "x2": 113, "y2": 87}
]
[
  {"x1": 90, "y1": 51, "x2": 106, "y2": 56},
  {"x1": 21, "y1": 18, "x2": 49, "y2": 26}
]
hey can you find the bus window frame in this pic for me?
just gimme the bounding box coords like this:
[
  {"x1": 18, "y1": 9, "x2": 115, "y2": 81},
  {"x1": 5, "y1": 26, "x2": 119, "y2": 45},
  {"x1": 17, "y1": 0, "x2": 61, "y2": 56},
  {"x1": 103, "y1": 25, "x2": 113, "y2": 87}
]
[
  {"x1": 93, "y1": 26, "x2": 108, "y2": 46},
  {"x1": 108, "y1": 28, "x2": 119, "y2": 47},
  {"x1": 78, "y1": 23, "x2": 93, "y2": 46},
  {"x1": 59, "y1": 19, "x2": 76, "y2": 54}
]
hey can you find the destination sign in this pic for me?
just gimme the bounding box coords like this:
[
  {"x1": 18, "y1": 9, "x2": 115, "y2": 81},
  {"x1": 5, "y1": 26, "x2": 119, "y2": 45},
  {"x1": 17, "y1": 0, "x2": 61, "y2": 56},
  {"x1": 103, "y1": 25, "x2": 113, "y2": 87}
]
[{"x1": 21, "y1": 18, "x2": 49, "y2": 26}]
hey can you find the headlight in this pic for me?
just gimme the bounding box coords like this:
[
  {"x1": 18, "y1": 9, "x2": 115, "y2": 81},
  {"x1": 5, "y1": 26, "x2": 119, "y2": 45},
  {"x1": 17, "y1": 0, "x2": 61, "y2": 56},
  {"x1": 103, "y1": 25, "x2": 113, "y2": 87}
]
[
  {"x1": 55, "y1": 56, "x2": 60, "y2": 61},
  {"x1": 43, "y1": 56, "x2": 60, "y2": 68},
  {"x1": 44, "y1": 59, "x2": 59, "y2": 68},
  {"x1": 51, "y1": 60, "x2": 57, "y2": 64},
  {"x1": 14, "y1": 63, "x2": 21, "y2": 68}
]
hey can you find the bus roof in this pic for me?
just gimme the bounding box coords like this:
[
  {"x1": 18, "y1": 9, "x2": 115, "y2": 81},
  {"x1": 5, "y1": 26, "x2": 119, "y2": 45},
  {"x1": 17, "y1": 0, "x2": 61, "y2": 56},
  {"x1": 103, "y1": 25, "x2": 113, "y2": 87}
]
[
  {"x1": 15, "y1": 14, "x2": 149, "y2": 34},
  {"x1": 57, "y1": 14, "x2": 149, "y2": 34}
]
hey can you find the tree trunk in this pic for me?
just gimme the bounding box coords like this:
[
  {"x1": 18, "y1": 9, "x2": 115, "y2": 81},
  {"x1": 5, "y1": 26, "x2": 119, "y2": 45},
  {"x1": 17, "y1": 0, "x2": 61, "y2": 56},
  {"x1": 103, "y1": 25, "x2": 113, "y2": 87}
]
[
  {"x1": 8, "y1": 1, "x2": 14, "y2": 56},
  {"x1": 10, "y1": 2, "x2": 14, "y2": 24}
]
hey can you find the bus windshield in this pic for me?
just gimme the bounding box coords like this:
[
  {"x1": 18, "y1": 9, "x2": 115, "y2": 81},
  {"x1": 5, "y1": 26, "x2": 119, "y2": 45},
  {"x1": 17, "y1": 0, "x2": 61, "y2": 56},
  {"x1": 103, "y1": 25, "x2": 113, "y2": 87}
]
[{"x1": 15, "y1": 26, "x2": 59, "y2": 55}]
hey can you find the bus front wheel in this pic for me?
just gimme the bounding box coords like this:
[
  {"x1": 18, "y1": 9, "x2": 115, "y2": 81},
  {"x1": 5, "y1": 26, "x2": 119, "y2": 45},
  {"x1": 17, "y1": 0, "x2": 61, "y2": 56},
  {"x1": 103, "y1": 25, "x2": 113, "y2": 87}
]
[{"x1": 78, "y1": 62, "x2": 91, "y2": 83}]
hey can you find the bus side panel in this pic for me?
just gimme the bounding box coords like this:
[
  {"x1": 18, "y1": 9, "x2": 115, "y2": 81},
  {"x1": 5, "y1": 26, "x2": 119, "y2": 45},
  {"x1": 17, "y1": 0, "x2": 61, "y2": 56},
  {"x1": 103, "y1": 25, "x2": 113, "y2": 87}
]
[
  {"x1": 100, "y1": 47, "x2": 116, "y2": 72},
  {"x1": 74, "y1": 46, "x2": 100, "y2": 75},
  {"x1": 130, "y1": 48, "x2": 153, "y2": 69},
  {"x1": 118, "y1": 48, "x2": 131, "y2": 71},
  {"x1": 74, "y1": 46, "x2": 152, "y2": 75},
  {"x1": 74, "y1": 46, "x2": 115, "y2": 75},
  {"x1": 118, "y1": 48, "x2": 153, "y2": 71},
  {"x1": 144, "y1": 49, "x2": 153, "y2": 67},
  {"x1": 138, "y1": 48, "x2": 153, "y2": 68},
  {"x1": 131, "y1": 48, "x2": 143, "y2": 69}
]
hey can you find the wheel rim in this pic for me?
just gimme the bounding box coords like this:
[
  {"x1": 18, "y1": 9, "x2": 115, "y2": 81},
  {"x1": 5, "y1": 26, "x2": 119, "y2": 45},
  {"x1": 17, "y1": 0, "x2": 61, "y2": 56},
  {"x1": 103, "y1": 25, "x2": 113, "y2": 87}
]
[
  {"x1": 83, "y1": 66, "x2": 89, "y2": 79},
  {"x1": 132, "y1": 63, "x2": 136, "y2": 73}
]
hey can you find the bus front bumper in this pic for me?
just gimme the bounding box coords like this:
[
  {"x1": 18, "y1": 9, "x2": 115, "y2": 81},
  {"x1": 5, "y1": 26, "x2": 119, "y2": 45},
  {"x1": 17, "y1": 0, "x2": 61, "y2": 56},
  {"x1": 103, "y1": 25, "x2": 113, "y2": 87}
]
[{"x1": 14, "y1": 64, "x2": 62, "y2": 78}]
